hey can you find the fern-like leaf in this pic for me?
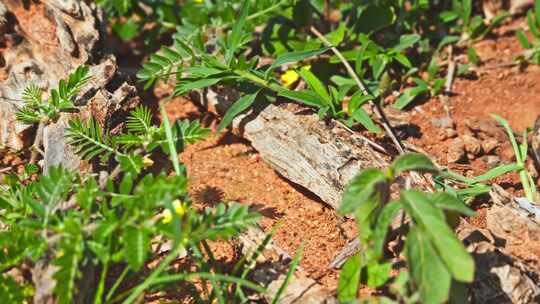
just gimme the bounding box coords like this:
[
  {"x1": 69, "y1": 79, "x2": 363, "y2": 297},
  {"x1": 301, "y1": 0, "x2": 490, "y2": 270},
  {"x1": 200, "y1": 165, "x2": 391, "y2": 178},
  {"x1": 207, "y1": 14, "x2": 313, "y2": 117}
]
[
  {"x1": 15, "y1": 107, "x2": 41, "y2": 124},
  {"x1": 177, "y1": 119, "x2": 211, "y2": 145},
  {"x1": 65, "y1": 117, "x2": 115, "y2": 161},
  {"x1": 137, "y1": 35, "x2": 193, "y2": 88},
  {"x1": 122, "y1": 225, "x2": 149, "y2": 271},
  {"x1": 194, "y1": 203, "x2": 260, "y2": 241},
  {"x1": 35, "y1": 165, "x2": 74, "y2": 209},
  {"x1": 52, "y1": 218, "x2": 83, "y2": 304},
  {"x1": 22, "y1": 84, "x2": 43, "y2": 105},
  {"x1": 51, "y1": 65, "x2": 90, "y2": 108},
  {"x1": 126, "y1": 105, "x2": 153, "y2": 134}
]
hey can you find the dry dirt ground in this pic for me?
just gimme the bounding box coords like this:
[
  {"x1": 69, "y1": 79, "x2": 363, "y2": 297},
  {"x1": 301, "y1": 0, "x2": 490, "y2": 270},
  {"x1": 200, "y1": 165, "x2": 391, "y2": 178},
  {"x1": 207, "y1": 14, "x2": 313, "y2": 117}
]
[{"x1": 159, "y1": 18, "x2": 540, "y2": 291}]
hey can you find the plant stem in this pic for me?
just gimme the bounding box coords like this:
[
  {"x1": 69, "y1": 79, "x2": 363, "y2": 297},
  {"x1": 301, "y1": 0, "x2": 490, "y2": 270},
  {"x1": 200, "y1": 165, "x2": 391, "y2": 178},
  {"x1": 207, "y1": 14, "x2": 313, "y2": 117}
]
[
  {"x1": 309, "y1": 26, "x2": 406, "y2": 154},
  {"x1": 105, "y1": 266, "x2": 130, "y2": 303},
  {"x1": 121, "y1": 241, "x2": 187, "y2": 304},
  {"x1": 160, "y1": 105, "x2": 182, "y2": 176},
  {"x1": 93, "y1": 255, "x2": 110, "y2": 304}
]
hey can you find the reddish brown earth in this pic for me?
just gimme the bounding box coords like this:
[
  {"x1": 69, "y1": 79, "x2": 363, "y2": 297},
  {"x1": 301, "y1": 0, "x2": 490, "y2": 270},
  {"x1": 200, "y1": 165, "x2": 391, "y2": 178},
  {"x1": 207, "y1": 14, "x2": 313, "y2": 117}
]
[{"x1": 160, "y1": 18, "x2": 540, "y2": 290}]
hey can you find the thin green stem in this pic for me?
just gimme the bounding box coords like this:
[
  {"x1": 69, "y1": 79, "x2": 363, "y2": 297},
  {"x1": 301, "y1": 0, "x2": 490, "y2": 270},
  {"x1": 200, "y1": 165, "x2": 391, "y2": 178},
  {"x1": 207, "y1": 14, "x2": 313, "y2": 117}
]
[
  {"x1": 152, "y1": 272, "x2": 266, "y2": 294},
  {"x1": 122, "y1": 240, "x2": 187, "y2": 304},
  {"x1": 160, "y1": 105, "x2": 182, "y2": 176},
  {"x1": 105, "y1": 266, "x2": 130, "y2": 303},
  {"x1": 93, "y1": 256, "x2": 110, "y2": 304}
]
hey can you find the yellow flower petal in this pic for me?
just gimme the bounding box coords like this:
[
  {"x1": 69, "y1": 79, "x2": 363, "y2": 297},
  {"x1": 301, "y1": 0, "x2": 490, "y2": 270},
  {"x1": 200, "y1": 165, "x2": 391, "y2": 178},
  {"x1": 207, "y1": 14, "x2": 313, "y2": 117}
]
[
  {"x1": 172, "y1": 199, "x2": 186, "y2": 216},
  {"x1": 161, "y1": 209, "x2": 173, "y2": 224},
  {"x1": 280, "y1": 70, "x2": 299, "y2": 87},
  {"x1": 142, "y1": 156, "x2": 154, "y2": 168}
]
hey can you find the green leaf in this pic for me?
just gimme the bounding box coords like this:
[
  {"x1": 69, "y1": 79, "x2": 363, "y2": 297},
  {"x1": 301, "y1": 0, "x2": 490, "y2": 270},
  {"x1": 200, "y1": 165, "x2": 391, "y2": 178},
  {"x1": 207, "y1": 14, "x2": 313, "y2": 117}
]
[
  {"x1": 429, "y1": 192, "x2": 475, "y2": 216},
  {"x1": 174, "y1": 77, "x2": 224, "y2": 96},
  {"x1": 337, "y1": 254, "x2": 361, "y2": 302},
  {"x1": 112, "y1": 20, "x2": 139, "y2": 41},
  {"x1": 36, "y1": 165, "x2": 74, "y2": 209},
  {"x1": 401, "y1": 190, "x2": 475, "y2": 283},
  {"x1": 278, "y1": 89, "x2": 328, "y2": 108},
  {"x1": 226, "y1": 0, "x2": 250, "y2": 63},
  {"x1": 528, "y1": 10, "x2": 540, "y2": 39},
  {"x1": 0, "y1": 276, "x2": 26, "y2": 303},
  {"x1": 355, "y1": 5, "x2": 396, "y2": 34},
  {"x1": 352, "y1": 108, "x2": 381, "y2": 134},
  {"x1": 393, "y1": 34, "x2": 420, "y2": 52},
  {"x1": 406, "y1": 226, "x2": 452, "y2": 304},
  {"x1": 195, "y1": 203, "x2": 260, "y2": 241},
  {"x1": 371, "y1": 201, "x2": 402, "y2": 260},
  {"x1": 392, "y1": 153, "x2": 438, "y2": 175},
  {"x1": 298, "y1": 68, "x2": 331, "y2": 103},
  {"x1": 536, "y1": 0, "x2": 540, "y2": 27},
  {"x1": 217, "y1": 91, "x2": 260, "y2": 132},
  {"x1": 491, "y1": 114, "x2": 522, "y2": 163},
  {"x1": 52, "y1": 219, "x2": 83, "y2": 304},
  {"x1": 516, "y1": 29, "x2": 532, "y2": 49},
  {"x1": 21, "y1": 84, "x2": 43, "y2": 105},
  {"x1": 339, "y1": 168, "x2": 388, "y2": 214},
  {"x1": 467, "y1": 47, "x2": 480, "y2": 65},
  {"x1": 272, "y1": 244, "x2": 304, "y2": 304},
  {"x1": 266, "y1": 47, "x2": 330, "y2": 76},
  {"x1": 393, "y1": 86, "x2": 427, "y2": 110},
  {"x1": 123, "y1": 225, "x2": 149, "y2": 271},
  {"x1": 292, "y1": 0, "x2": 313, "y2": 28},
  {"x1": 65, "y1": 117, "x2": 115, "y2": 161},
  {"x1": 326, "y1": 23, "x2": 346, "y2": 45},
  {"x1": 366, "y1": 262, "x2": 392, "y2": 287},
  {"x1": 176, "y1": 119, "x2": 211, "y2": 145},
  {"x1": 462, "y1": 0, "x2": 472, "y2": 25},
  {"x1": 470, "y1": 163, "x2": 522, "y2": 183},
  {"x1": 126, "y1": 105, "x2": 153, "y2": 134}
]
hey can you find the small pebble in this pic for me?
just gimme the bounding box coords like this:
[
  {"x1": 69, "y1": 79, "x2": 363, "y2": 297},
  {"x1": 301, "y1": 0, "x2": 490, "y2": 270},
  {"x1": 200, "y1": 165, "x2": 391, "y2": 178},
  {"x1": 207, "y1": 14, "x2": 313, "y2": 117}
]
[
  {"x1": 486, "y1": 155, "x2": 501, "y2": 169},
  {"x1": 448, "y1": 138, "x2": 466, "y2": 163}
]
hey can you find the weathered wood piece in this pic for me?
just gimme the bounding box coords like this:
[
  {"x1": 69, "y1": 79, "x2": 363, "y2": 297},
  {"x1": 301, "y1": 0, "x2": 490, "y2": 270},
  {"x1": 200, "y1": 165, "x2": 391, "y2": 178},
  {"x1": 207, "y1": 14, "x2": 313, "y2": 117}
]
[{"x1": 201, "y1": 88, "x2": 389, "y2": 210}]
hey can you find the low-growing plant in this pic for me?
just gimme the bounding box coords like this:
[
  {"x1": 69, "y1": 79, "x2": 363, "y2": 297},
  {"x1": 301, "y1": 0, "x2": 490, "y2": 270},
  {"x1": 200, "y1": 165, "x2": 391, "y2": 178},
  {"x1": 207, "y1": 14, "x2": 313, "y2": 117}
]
[
  {"x1": 337, "y1": 153, "x2": 475, "y2": 303},
  {"x1": 492, "y1": 114, "x2": 538, "y2": 202},
  {"x1": 0, "y1": 67, "x2": 275, "y2": 303},
  {"x1": 15, "y1": 65, "x2": 90, "y2": 125},
  {"x1": 516, "y1": 0, "x2": 540, "y2": 64}
]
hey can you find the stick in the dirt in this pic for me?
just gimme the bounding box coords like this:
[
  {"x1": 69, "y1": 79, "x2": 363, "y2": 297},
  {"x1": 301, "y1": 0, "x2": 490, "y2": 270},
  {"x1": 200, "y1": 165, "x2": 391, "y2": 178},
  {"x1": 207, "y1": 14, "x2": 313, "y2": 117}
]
[
  {"x1": 439, "y1": 45, "x2": 455, "y2": 121},
  {"x1": 309, "y1": 26, "x2": 406, "y2": 155}
]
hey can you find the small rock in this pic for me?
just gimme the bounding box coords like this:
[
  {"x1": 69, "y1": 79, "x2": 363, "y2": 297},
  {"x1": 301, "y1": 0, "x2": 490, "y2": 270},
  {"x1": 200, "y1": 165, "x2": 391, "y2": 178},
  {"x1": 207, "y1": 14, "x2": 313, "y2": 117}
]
[
  {"x1": 485, "y1": 155, "x2": 501, "y2": 169},
  {"x1": 481, "y1": 137, "x2": 499, "y2": 154},
  {"x1": 465, "y1": 118, "x2": 501, "y2": 137},
  {"x1": 462, "y1": 134, "x2": 483, "y2": 158},
  {"x1": 431, "y1": 117, "x2": 454, "y2": 128},
  {"x1": 438, "y1": 128, "x2": 458, "y2": 140},
  {"x1": 448, "y1": 138, "x2": 466, "y2": 163}
]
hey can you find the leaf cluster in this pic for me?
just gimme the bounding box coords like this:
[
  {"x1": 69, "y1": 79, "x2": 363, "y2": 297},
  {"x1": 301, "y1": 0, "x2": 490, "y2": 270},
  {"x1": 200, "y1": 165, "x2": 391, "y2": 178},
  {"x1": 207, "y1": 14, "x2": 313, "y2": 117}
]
[
  {"x1": 337, "y1": 153, "x2": 475, "y2": 304},
  {"x1": 2, "y1": 67, "x2": 270, "y2": 303},
  {"x1": 16, "y1": 66, "x2": 90, "y2": 124},
  {"x1": 516, "y1": 0, "x2": 540, "y2": 64}
]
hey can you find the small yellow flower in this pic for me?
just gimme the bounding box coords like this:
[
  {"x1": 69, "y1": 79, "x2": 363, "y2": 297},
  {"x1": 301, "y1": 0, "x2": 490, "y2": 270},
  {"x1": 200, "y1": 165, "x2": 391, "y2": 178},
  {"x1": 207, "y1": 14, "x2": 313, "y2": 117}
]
[
  {"x1": 280, "y1": 69, "x2": 299, "y2": 87},
  {"x1": 161, "y1": 209, "x2": 173, "y2": 224},
  {"x1": 142, "y1": 156, "x2": 154, "y2": 168},
  {"x1": 194, "y1": 0, "x2": 204, "y2": 3},
  {"x1": 172, "y1": 199, "x2": 186, "y2": 216}
]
